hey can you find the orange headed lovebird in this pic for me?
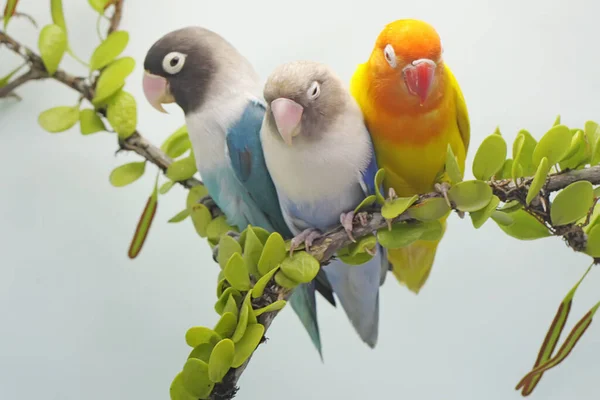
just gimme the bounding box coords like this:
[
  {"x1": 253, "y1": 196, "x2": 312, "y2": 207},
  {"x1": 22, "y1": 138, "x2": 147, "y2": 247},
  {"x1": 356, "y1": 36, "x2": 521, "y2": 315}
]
[{"x1": 349, "y1": 19, "x2": 470, "y2": 292}]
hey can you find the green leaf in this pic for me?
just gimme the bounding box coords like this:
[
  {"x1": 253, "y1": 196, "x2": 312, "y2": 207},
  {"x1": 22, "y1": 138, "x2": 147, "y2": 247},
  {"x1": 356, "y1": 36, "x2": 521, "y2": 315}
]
[
  {"x1": 159, "y1": 180, "x2": 175, "y2": 195},
  {"x1": 337, "y1": 251, "x2": 374, "y2": 266},
  {"x1": 216, "y1": 278, "x2": 227, "y2": 299},
  {"x1": 469, "y1": 195, "x2": 500, "y2": 229},
  {"x1": 208, "y1": 339, "x2": 234, "y2": 383},
  {"x1": 472, "y1": 133, "x2": 507, "y2": 180},
  {"x1": 217, "y1": 235, "x2": 242, "y2": 269},
  {"x1": 188, "y1": 343, "x2": 215, "y2": 363},
  {"x1": 89, "y1": 30, "x2": 129, "y2": 71},
  {"x1": 525, "y1": 157, "x2": 550, "y2": 205},
  {"x1": 406, "y1": 197, "x2": 451, "y2": 222},
  {"x1": 232, "y1": 323, "x2": 264, "y2": 368},
  {"x1": 585, "y1": 121, "x2": 600, "y2": 165},
  {"x1": 243, "y1": 227, "x2": 264, "y2": 277},
  {"x1": 551, "y1": 181, "x2": 594, "y2": 226},
  {"x1": 490, "y1": 210, "x2": 514, "y2": 226},
  {"x1": 185, "y1": 327, "x2": 221, "y2": 348},
  {"x1": 92, "y1": 57, "x2": 135, "y2": 104},
  {"x1": 79, "y1": 109, "x2": 105, "y2": 135},
  {"x1": 181, "y1": 359, "x2": 214, "y2": 399},
  {"x1": 214, "y1": 291, "x2": 238, "y2": 317},
  {"x1": 213, "y1": 312, "x2": 237, "y2": 339},
  {"x1": 516, "y1": 296, "x2": 599, "y2": 393},
  {"x1": 377, "y1": 222, "x2": 426, "y2": 249},
  {"x1": 109, "y1": 161, "x2": 145, "y2": 187},
  {"x1": 280, "y1": 252, "x2": 320, "y2": 283},
  {"x1": 161, "y1": 125, "x2": 192, "y2": 159},
  {"x1": 224, "y1": 253, "x2": 251, "y2": 291},
  {"x1": 512, "y1": 130, "x2": 538, "y2": 178},
  {"x1": 374, "y1": 168, "x2": 386, "y2": 204},
  {"x1": 186, "y1": 185, "x2": 209, "y2": 210},
  {"x1": 381, "y1": 195, "x2": 419, "y2": 220},
  {"x1": 274, "y1": 270, "x2": 299, "y2": 289},
  {"x1": 499, "y1": 200, "x2": 522, "y2": 212},
  {"x1": 106, "y1": 90, "x2": 137, "y2": 139},
  {"x1": 166, "y1": 155, "x2": 197, "y2": 181},
  {"x1": 3, "y1": 0, "x2": 18, "y2": 30},
  {"x1": 496, "y1": 158, "x2": 513, "y2": 180},
  {"x1": 584, "y1": 225, "x2": 600, "y2": 257},
  {"x1": 552, "y1": 115, "x2": 561, "y2": 126},
  {"x1": 88, "y1": 0, "x2": 109, "y2": 13},
  {"x1": 560, "y1": 130, "x2": 590, "y2": 170},
  {"x1": 257, "y1": 232, "x2": 286, "y2": 276},
  {"x1": 190, "y1": 203, "x2": 211, "y2": 237},
  {"x1": 231, "y1": 293, "x2": 252, "y2": 342},
  {"x1": 418, "y1": 220, "x2": 444, "y2": 241},
  {"x1": 38, "y1": 106, "x2": 79, "y2": 133},
  {"x1": 169, "y1": 372, "x2": 197, "y2": 400},
  {"x1": 346, "y1": 235, "x2": 378, "y2": 256},
  {"x1": 168, "y1": 209, "x2": 189, "y2": 223},
  {"x1": 50, "y1": 0, "x2": 67, "y2": 34},
  {"x1": 251, "y1": 265, "x2": 279, "y2": 298},
  {"x1": 495, "y1": 209, "x2": 551, "y2": 240},
  {"x1": 354, "y1": 195, "x2": 377, "y2": 213},
  {"x1": 532, "y1": 125, "x2": 573, "y2": 166},
  {"x1": 38, "y1": 24, "x2": 67, "y2": 75},
  {"x1": 127, "y1": 175, "x2": 158, "y2": 259},
  {"x1": 445, "y1": 144, "x2": 462, "y2": 184},
  {"x1": 255, "y1": 300, "x2": 287, "y2": 317},
  {"x1": 0, "y1": 63, "x2": 25, "y2": 88},
  {"x1": 206, "y1": 216, "x2": 237, "y2": 244},
  {"x1": 518, "y1": 265, "x2": 592, "y2": 395},
  {"x1": 448, "y1": 180, "x2": 493, "y2": 212}
]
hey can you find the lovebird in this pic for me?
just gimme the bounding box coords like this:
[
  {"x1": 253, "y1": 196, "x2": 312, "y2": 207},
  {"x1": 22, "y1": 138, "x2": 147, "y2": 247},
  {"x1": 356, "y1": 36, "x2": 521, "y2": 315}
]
[
  {"x1": 141, "y1": 26, "x2": 335, "y2": 356},
  {"x1": 260, "y1": 60, "x2": 387, "y2": 347},
  {"x1": 350, "y1": 19, "x2": 470, "y2": 292}
]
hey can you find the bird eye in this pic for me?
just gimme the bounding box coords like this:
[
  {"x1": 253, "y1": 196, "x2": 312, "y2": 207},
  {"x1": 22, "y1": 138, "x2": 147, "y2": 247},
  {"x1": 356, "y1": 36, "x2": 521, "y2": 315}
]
[
  {"x1": 383, "y1": 44, "x2": 397, "y2": 68},
  {"x1": 162, "y1": 51, "x2": 187, "y2": 75},
  {"x1": 307, "y1": 81, "x2": 320, "y2": 100}
]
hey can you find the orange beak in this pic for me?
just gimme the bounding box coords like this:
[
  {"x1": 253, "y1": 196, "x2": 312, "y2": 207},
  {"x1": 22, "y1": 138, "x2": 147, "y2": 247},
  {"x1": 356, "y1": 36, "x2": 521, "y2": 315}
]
[{"x1": 402, "y1": 59, "x2": 436, "y2": 105}]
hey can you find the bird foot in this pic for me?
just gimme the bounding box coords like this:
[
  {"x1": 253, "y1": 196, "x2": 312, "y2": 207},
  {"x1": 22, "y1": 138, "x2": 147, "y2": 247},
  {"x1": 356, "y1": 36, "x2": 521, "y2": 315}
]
[
  {"x1": 434, "y1": 182, "x2": 452, "y2": 208},
  {"x1": 339, "y1": 211, "x2": 369, "y2": 242},
  {"x1": 289, "y1": 228, "x2": 322, "y2": 256}
]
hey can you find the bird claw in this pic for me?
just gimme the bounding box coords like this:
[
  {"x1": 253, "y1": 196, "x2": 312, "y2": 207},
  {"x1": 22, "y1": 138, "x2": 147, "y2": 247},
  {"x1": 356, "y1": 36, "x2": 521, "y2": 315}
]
[
  {"x1": 340, "y1": 211, "x2": 358, "y2": 243},
  {"x1": 434, "y1": 182, "x2": 452, "y2": 208},
  {"x1": 289, "y1": 228, "x2": 322, "y2": 256}
]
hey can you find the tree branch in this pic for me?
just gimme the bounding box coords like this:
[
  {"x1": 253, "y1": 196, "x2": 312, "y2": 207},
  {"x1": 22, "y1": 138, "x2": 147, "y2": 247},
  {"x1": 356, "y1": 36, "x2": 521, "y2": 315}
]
[
  {"x1": 4, "y1": 8, "x2": 600, "y2": 398},
  {"x1": 0, "y1": 68, "x2": 44, "y2": 98}
]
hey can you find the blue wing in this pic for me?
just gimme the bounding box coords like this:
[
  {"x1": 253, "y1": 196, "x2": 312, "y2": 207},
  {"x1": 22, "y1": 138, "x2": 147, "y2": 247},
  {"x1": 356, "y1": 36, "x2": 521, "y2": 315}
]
[
  {"x1": 225, "y1": 99, "x2": 293, "y2": 237},
  {"x1": 359, "y1": 139, "x2": 380, "y2": 197}
]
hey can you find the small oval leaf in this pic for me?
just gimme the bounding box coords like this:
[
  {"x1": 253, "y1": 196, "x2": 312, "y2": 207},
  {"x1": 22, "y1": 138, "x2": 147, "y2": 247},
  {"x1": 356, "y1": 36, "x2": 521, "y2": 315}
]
[
  {"x1": 38, "y1": 24, "x2": 66, "y2": 75},
  {"x1": 232, "y1": 323, "x2": 265, "y2": 368},
  {"x1": 491, "y1": 210, "x2": 514, "y2": 226},
  {"x1": 217, "y1": 235, "x2": 243, "y2": 269},
  {"x1": 88, "y1": 0, "x2": 109, "y2": 13},
  {"x1": 159, "y1": 180, "x2": 175, "y2": 195},
  {"x1": 181, "y1": 359, "x2": 214, "y2": 399},
  {"x1": 381, "y1": 195, "x2": 419, "y2": 220},
  {"x1": 224, "y1": 253, "x2": 251, "y2": 291},
  {"x1": 92, "y1": 57, "x2": 135, "y2": 104},
  {"x1": 168, "y1": 209, "x2": 189, "y2": 223},
  {"x1": 445, "y1": 144, "x2": 463, "y2": 184},
  {"x1": 169, "y1": 372, "x2": 197, "y2": 400},
  {"x1": 79, "y1": 109, "x2": 106, "y2": 135},
  {"x1": 374, "y1": 168, "x2": 386, "y2": 204},
  {"x1": 161, "y1": 125, "x2": 192, "y2": 159},
  {"x1": 377, "y1": 222, "x2": 425, "y2": 249},
  {"x1": 166, "y1": 155, "x2": 197, "y2": 182},
  {"x1": 470, "y1": 195, "x2": 500, "y2": 229},
  {"x1": 448, "y1": 180, "x2": 493, "y2": 212},
  {"x1": 109, "y1": 161, "x2": 145, "y2": 187},
  {"x1": 472, "y1": 133, "x2": 507, "y2": 180},
  {"x1": 257, "y1": 232, "x2": 286, "y2": 276},
  {"x1": 231, "y1": 296, "x2": 250, "y2": 343},
  {"x1": 106, "y1": 90, "x2": 137, "y2": 139},
  {"x1": 243, "y1": 227, "x2": 264, "y2": 277},
  {"x1": 188, "y1": 343, "x2": 216, "y2": 363},
  {"x1": 251, "y1": 265, "x2": 280, "y2": 298},
  {"x1": 38, "y1": 106, "x2": 79, "y2": 133},
  {"x1": 496, "y1": 209, "x2": 551, "y2": 240},
  {"x1": 274, "y1": 270, "x2": 299, "y2": 289},
  {"x1": 89, "y1": 30, "x2": 129, "y2": 71},
  {"x1": 406, "y1": 197, "x2": 451, "y2": 222},
  {"x1": 190, "y1": 203, "x2": 211, "y2": 237},
  {"x1": 185, "y1": 327, "x2": 221, "y2": 348},
  {"x1": 551, "y1": 181, "x2": 594, "y2": 226},
  {"x1": 280, "y1": 252, "x2": 320, "y2": 284},
  {"x1": 584, "y1": 224, "x2": 600, "y2": 257},
  {"x1": 207, "y1": 216, "x2": 237, "y2": 244},
  {"x1": 512, "y1": 130, "x2": 538, "y2": 178},
  {"x1": 186, "y1": 185, "x2": 209, "y2": 210},
  {"x1": 354, "y1": 195, "x2": 377, "y2": 213},
  {"x1": 213, "y1": 312, "x2": 237, "y2": 339},
  {"x1": 254, "y1": 300, "x2": 287, "y2": 317},
  {"x1": 526, "y1": 157, "x2": 550, "y2": 205},
  {"x1": 532, "y1": 125, "x2": 573, "y2": 166},
  {"x1": 208, "y1": 339, "x2": 235, "y2": 383}
]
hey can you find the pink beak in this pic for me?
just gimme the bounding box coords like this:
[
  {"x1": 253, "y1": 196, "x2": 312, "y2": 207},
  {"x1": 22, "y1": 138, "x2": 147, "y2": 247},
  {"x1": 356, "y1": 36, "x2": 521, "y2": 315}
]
[
  {"x1": 403, "y1": 59, "x2": 437, "y2": 105},
  {"x1": 142, "y1": 71, "x2": 173, "y2": 113},
  {"x1": 270, "y1": 97, "x2": 304, "y2": 146}
]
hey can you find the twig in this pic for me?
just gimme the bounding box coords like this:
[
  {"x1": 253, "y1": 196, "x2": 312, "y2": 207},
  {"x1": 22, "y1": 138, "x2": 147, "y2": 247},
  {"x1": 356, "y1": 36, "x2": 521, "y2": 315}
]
[
  {"x1": 0, "y1": 68, "x2": 44, "y2": 98},
  {"x1": 107, "y1": 0, "x2": 123, "y2": 34}
]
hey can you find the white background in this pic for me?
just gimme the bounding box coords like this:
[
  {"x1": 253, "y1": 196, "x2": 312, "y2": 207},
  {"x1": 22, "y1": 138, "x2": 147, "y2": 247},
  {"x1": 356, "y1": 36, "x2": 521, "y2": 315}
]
[{"x1": 1, "y1": 0, "x2": 599, "y2": 399}]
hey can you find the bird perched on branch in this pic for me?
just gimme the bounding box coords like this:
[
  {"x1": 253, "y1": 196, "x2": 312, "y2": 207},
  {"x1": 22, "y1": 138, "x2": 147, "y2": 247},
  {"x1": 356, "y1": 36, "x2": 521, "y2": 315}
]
[
  {"x1": 141, "y1": 26, "x2": 335, "y2": 357},
  {"x1": 260, "y1": 60, "x2": 387, "y2": 347},
  {"x1": 350, "y1": 19, "x2": 470, "y2": 292}
]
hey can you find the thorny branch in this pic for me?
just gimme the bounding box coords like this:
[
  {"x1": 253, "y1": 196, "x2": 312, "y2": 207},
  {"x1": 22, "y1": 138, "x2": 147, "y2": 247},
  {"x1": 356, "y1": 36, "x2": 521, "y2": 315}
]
[{"x1": 3, "y1": 3, "x2": 600, "y2": 398}]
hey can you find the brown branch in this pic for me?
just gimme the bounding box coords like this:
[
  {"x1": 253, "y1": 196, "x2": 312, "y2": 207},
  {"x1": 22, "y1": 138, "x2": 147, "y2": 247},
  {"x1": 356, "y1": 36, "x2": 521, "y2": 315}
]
[
  {"x1": 0, "y1": 68, "x2": 44, "y2": 98},
  {"x1": 107, "y1": 0, "x2": 123, "y2": 34}
]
